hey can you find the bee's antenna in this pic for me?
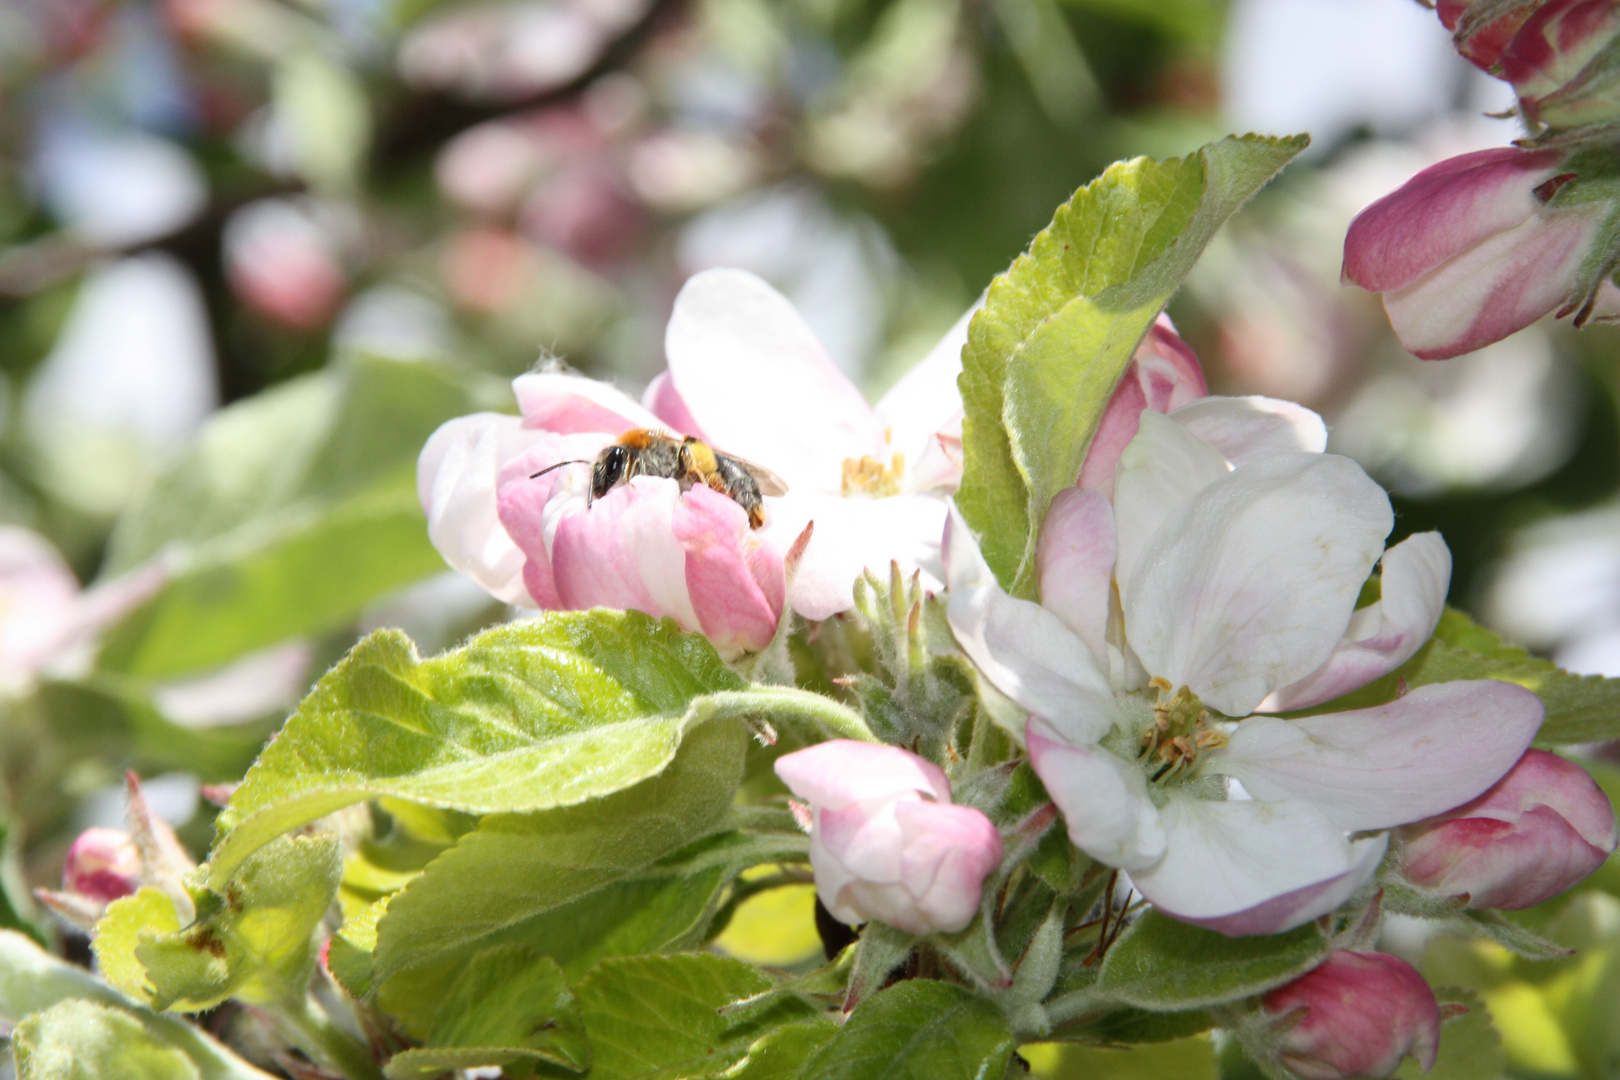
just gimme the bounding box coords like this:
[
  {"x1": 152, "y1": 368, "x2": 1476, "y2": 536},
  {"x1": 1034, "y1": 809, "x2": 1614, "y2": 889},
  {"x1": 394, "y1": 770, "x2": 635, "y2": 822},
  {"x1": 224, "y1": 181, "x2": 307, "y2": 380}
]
[{"x1": 529, "y1": 460, "x2": 589, "y2": 479}]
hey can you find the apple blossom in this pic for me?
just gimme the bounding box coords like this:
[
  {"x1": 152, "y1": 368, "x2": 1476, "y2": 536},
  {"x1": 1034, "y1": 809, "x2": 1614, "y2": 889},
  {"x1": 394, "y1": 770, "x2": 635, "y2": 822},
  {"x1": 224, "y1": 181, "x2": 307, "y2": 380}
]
[
  {"x1": 420, "y1": 268, "x2": 1208, "y2": 652},
  {"x1": 1343, "y1": 146, "x2": 1609, "y2": 359},
  {"x1": 1438, "y1": 0, "x2": 1542, "y2": 71},
  {"x1": 947, "y1": 397, "x2": 1545, "y2": 935},
  {"x1": 1259, "y1": 950, "x2": 1440, "y2": 1080},
  {"x1": 1501, "y1": 0, "x2": 1620, "y2": 129},
  {"x1": 774, "y1": 740, "x2": 1003, "y2": 935},
  {"x1": 1396, "y1": 748, "x2": 1618, "y2": 909}
]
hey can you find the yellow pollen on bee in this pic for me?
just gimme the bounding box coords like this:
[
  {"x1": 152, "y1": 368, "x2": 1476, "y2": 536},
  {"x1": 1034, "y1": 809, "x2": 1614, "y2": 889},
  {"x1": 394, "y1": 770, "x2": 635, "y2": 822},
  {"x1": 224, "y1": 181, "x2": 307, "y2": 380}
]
[{"x1": 840, "y1": 452, "x2": 906, "y2": 497}]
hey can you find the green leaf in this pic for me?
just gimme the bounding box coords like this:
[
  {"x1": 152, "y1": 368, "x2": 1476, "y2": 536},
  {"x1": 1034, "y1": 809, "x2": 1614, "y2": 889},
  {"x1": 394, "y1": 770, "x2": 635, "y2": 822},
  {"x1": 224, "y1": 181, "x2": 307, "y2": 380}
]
[
  {"x1": 1031, "y1": 1034, "x2": 1217, "y2": 1079},
  {"x1": 720, "y1": 1017, "x2": 839, "y2": 1080},
  {"x1": 98, "y1": 356, "x2": 499, "y2": 678},
  {"x1": 370, "y1": 720, "x2": 748, "y2": 991},
  {"x1": 97, "y1": 836, "x2": 341, "y2": 1013},
  {"x1": 208, "y1": 611, "x2": 746, "y2": 884},
  {"x1": 569, "y1": 952, "x2": 818, "y2": 1080},
  {"x1": 799, "y1": 980, "x2": 1015, "y2": 1080},
  {"x1": 1395, "y1": 989, "x2": 1507, "y2": 1080},
  {"x1": 956, "y1": 133, "x2": 1307, "y2": 594},
  {"x1": 1298, "y1": 607, "x2": 1620, "y2": 744},
  {"x1": 1088, "y1": 910, "x2": 1326, "y2": 1012},
  {"x1": 0, "y1": 930, "x2": 275, "y2": 1080},
  {"x1": 382, "y1": 947, "x2": 589, "y2": 1079},
  {"x1": 14, "y1": 999, "x2": 200, "y2": 1080}
]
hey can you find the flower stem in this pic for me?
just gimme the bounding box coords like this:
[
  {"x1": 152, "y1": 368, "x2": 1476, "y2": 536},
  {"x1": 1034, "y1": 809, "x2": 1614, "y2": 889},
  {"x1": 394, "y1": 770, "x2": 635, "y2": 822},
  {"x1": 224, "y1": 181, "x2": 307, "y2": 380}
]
[{"x1": 266, "y1": 994, "x2": 385, "y2": 1080}]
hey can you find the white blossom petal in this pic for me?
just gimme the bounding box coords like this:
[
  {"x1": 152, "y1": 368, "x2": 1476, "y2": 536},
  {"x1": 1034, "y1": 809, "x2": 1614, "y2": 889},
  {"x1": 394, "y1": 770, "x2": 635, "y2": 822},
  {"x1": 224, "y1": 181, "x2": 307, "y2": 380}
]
[
  {"x1": 1027, "y1": 719, "x2": 1166, "y2": 869},
  {"x1": 1213, "y1": 680, "x2": 1544, "y2": 831},
  {"x1": 769, "y1": 491, "x2": 946, "y2": 620},
  {"x1": 945, "y1": 507, "x2": 1119, "y2": 744},
  {"x1": 1170, "y1": 395, "x2": 1328, "y2": 463},
  {"x1": 876, "y1": 297, "x2": 980, "y2": 468},
  {"x1": 664, "y1": 268, "x2": 885, "y2": 492},
  {"x1": 419, "y1": 413, "x2": 546, "y2": 605},
  {"x1": 1125, "y1": 453, "x2": 1393, "y2": 717},
  {"x1": 1036, "y1": 488, "x2": 1116, "y2": 670},
  {"x1": 1262, "y1": 532, "x2": 1452, "y2": 712},
  {"x1": 1128, "y1": 794, "x2": 1387, "y2": 935},
  {"x1": 1113, "y1": 410, "x2": 1230, "y2": 604}
]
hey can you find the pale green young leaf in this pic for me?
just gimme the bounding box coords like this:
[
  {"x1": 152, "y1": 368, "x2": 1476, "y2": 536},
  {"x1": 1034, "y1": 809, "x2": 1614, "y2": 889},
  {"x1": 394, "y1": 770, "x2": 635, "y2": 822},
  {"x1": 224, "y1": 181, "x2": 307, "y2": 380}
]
[
  {"x1": 369, "y1": 721, "x2": 747, "y2": 989},
  {"x1": 957, "y1": 133, "x2": 1307, "y2": 595},
  {"x1": 95, "y1": 835, "x2": 340, "y2": 1013},
  {"x1": 1292, "y1": 607, "x2": 1620, "y2": 744},
  {"x1": 98, "y1": 356, "x2": 501, "y2": 678},
  {"x1": 799, "y1": 980, "x2": 1016, "y2": 1080},
  {"x1": 569, "y1": 952, "x2": 817, "y2": 1080},
  {"x1": 208, "y1": 611, "x2": 745, "y2": 884},
  {"x1": 0, "y1": 931, "x2": 276, "y2": 1080},
  {"x1": 1089, "y1": 910, "x2": 1326, "y2": 1012},
  {"x1": 14, "y1": 1000, "x2": 200, "y2": 1080},
  {"x1": 382, "y1": 947, "x2": 589, "y2": 1079}
]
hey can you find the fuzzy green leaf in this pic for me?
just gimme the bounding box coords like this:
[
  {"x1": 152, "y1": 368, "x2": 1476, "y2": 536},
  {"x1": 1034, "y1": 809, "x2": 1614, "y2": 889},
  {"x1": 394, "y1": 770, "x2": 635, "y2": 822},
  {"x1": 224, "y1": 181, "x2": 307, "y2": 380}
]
[
  {"x1": 383, "y1": 947, "x2": 589, "y2": 1079},
  {"x1": 208, "y1": 611, "x2": 746, "y2": 884},
  {"x1": 14, "y1": 1000, "x2": 200, "y2": 1080},
  {"x1": 97, "y1": 356, "x2": 501, "y2": 678},
  {"x1": 957, "y1": 133, "x2": 1307, "y2": 594},
  {"x1": 369, "y1": 721, "x2": 748, "y2": 993},
  {"x1": 799, "y1": 980, "x2": 1016, "y2": 1080},
  {"x1": 1089, "y1": 910, "x2": 1326, "y2": 1012},
  {"x1": 569, "y1": 953, "x2": 817, "y2": 1080}
]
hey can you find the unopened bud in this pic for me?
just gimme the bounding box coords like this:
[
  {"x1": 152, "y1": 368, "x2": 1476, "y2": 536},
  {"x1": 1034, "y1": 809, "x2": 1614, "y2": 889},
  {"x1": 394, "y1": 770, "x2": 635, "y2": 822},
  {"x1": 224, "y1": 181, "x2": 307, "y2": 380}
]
[
  {"x1": 1397, "y1": 749, "x2": 1618, "y2": 910},
  {"x1": 1501, "y1": 0, "x2": 1620, "y2": 130},
  {"x1": 1260, "y1": 950, "x2": 1440, "y2": 1080}
]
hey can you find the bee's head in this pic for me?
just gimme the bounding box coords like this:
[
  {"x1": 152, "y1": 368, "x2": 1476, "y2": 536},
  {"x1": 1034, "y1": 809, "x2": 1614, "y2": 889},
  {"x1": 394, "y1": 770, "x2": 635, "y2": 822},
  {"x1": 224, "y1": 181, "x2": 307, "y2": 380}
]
[{"x1": 590, "y1": 443, "x2": 631, "y2": 501}]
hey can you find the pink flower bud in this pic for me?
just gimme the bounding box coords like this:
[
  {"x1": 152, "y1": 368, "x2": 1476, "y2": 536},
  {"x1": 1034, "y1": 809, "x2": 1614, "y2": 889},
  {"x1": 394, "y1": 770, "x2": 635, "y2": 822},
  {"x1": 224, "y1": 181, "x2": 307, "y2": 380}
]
[
  {"x1": 1396, "y1": 748, "x2": 1618, "y2": 910},
  {"x1": 1343, "y1": 147, "x2": 1604, "y2": 358},
  {"x1": 1261, "y1": 950, "x2": 1440, "y2": 1080},
  {"x1": 60, "y1": 826, "x2": 140, "y2": 904},
  {"x1": 1501, "y1": 0, "x2": 1620, "y2": 129},
  {"x1": 774, "y1": 741, "x2": 1003, "y2": 936},
  {"x1": 1437, "y1": 0, "x2": 1542, "y2": 70}
]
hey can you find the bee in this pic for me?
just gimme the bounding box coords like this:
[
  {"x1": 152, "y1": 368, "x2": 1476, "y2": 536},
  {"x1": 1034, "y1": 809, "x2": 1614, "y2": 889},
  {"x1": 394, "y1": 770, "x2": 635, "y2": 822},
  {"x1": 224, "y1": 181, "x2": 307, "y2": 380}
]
[{"x1": 530, "y1": 428, "x2": 788, "y2": 529}]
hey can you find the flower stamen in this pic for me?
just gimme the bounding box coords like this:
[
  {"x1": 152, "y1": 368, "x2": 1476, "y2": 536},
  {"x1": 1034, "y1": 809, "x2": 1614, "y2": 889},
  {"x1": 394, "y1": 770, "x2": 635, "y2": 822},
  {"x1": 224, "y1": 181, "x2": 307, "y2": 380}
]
[{"x1": 841, "y1": 452, "x2": 906, "y2": 497}]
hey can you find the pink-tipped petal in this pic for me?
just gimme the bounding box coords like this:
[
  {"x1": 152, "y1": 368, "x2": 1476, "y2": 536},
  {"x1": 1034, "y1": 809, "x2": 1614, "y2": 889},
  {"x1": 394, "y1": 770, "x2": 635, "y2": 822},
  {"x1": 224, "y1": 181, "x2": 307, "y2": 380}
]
[
  {"x1": 664, "y1": 268, "x2": 884, "y2": 492},
  {"x1": 672, "y1": 484, "x2": 782, "y2": 655},
  {"x1": 419, "y1": 413, "x2": 549, "y2": 605},
  {"x1": 512, "y1": 370, "x2": 663, "y2": 434},
  {"x1": 1215, "y1": 680, "x2": 1545, "y2": 832},
  {"x1": 549, "y1": 476, "x2": 703, "y2": 631},
  {"x1": 1036, "y1": 488, "x2": 1116, "y2": 668},
  {"x1": 1076, "y1": 317, "x2": 1208, "y2": 495},
  {"x1": 1111, "y1": 410, "x2": 1231, "y2": 603},
  {"x1": 1027, "y1": 720, "x2": 1166, "y2": 870},
  {"x1": 775, "y1": 740, "x2": 952, "y2": 808},
  {"x1": 496, "y1": 433, "x2": 614, "y2": 609},
  {"x1": 944, "y1": 506, "x2": 1119, "y2": 745},
  {"x1": 1129, "y1": 796, "x2": 1387, "y2": 936},
  {"x1": 1342, "y1": 147, "x2": 1566, "y2": 294},
  {"x1": 1125, "y1": 454, "x2": 1392, "y2": 718},
  {"x1": 1264, "y1": 951, "x2": 1441, "y2": 1080},
  {"x1": 1262, "y1": 532, "x2": 1452, "y2": 712},
  {"x1": 892, "y1": 799, "x2": 1005, "y2": 934},
  {"x1": 1170, "y1": 396, "x2": 1328, "y2": 464},
  {"x1": 1382, "y1": 210, "x2": 1596, "y2": 359},
  {"x1": 642, "y1": 371, "x2": 707, "y2": 440}
]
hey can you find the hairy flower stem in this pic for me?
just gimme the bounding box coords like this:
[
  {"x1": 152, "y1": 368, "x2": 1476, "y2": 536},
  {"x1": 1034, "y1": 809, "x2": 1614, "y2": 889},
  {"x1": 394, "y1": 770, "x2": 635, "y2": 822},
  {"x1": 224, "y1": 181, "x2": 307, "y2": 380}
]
[
  {"x1": 265, "y1": 994, "x2": 385, "y2": 1080},
  {"x1": 693, "y1": 687, "x2": 879, "y2": 743}
]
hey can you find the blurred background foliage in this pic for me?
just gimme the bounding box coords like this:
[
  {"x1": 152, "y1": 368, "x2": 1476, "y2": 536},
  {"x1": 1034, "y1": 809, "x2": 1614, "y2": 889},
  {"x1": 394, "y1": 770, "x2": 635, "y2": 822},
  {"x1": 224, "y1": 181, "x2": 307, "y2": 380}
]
[{"x1": 3, "y1": 0, "x2": 1620, "y2": 1075}]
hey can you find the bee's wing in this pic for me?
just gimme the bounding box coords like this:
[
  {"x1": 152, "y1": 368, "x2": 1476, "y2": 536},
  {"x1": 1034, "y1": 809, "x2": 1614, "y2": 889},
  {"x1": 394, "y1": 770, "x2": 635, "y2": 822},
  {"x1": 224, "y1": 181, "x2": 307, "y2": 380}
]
[{"x1": 734, "y1": 456, "x2": 789, "y2": 496}]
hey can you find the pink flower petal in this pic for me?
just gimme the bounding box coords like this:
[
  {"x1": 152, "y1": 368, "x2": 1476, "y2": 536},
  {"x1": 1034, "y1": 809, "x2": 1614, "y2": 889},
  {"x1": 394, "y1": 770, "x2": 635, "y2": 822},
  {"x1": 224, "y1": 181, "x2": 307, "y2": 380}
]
[
  {"x1": 671, "y1": 484, "x2": 781, "y2": 654},
  {"x1": 1124, "y1": 454, "x2": 1392, "y2": 717},
  {"x1": 775, "y1": 740, "x2": 952, "y2": 808},
  {"x1": 1342, "y1": 147, "x2": 1565, "y2": 294},
  {"x1": 1075, "y1": 317, "x2": 1207, "y2": 496},
  {"x1": 1170, "y1": 396, "x2": 1328, "y2": 464},
  {"x1": 548, "y1": 476, "x2": 703, "y2": 631},
  {"x1": 1027, "y1": 721, "x2": 1166, "y2": 870},
  {"x1": 1264, "y1": 951, "x2": 1441, "y2": 1080},
  {"x1": 642, "y1": 371, "x2": 707, "y2": 440},
  {"x1": 1215, "y1": 680, "x2": 1545, "y2": 831},
  {"x1": 944, "y1": 507, "x2": 1119, "y2": 745},
  {"x1": 1262, "y1": 532, "x2": 1451, "y2": 712},
  {"x1": 892, "y1": 799, "x2": 1004, "y2": 933},
  {"x1": 512, "y1": 370, "x2": 662, "y2": 434},
  {"x1": 664, "y1": 268, "x2": 885, "y2": 492},
  {"x1": 1129, "y1": 795, "x2": 1387, "y2": 936},
  {"x1": 1036, "y1": 488, "x2": 1116, "y2": 668},
  {"x1": 419, "y1": 413, "x2": 549, "y2": 605},
  {"x1": 496, "y1": 433, "x2": 615, "y2": 609}
]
